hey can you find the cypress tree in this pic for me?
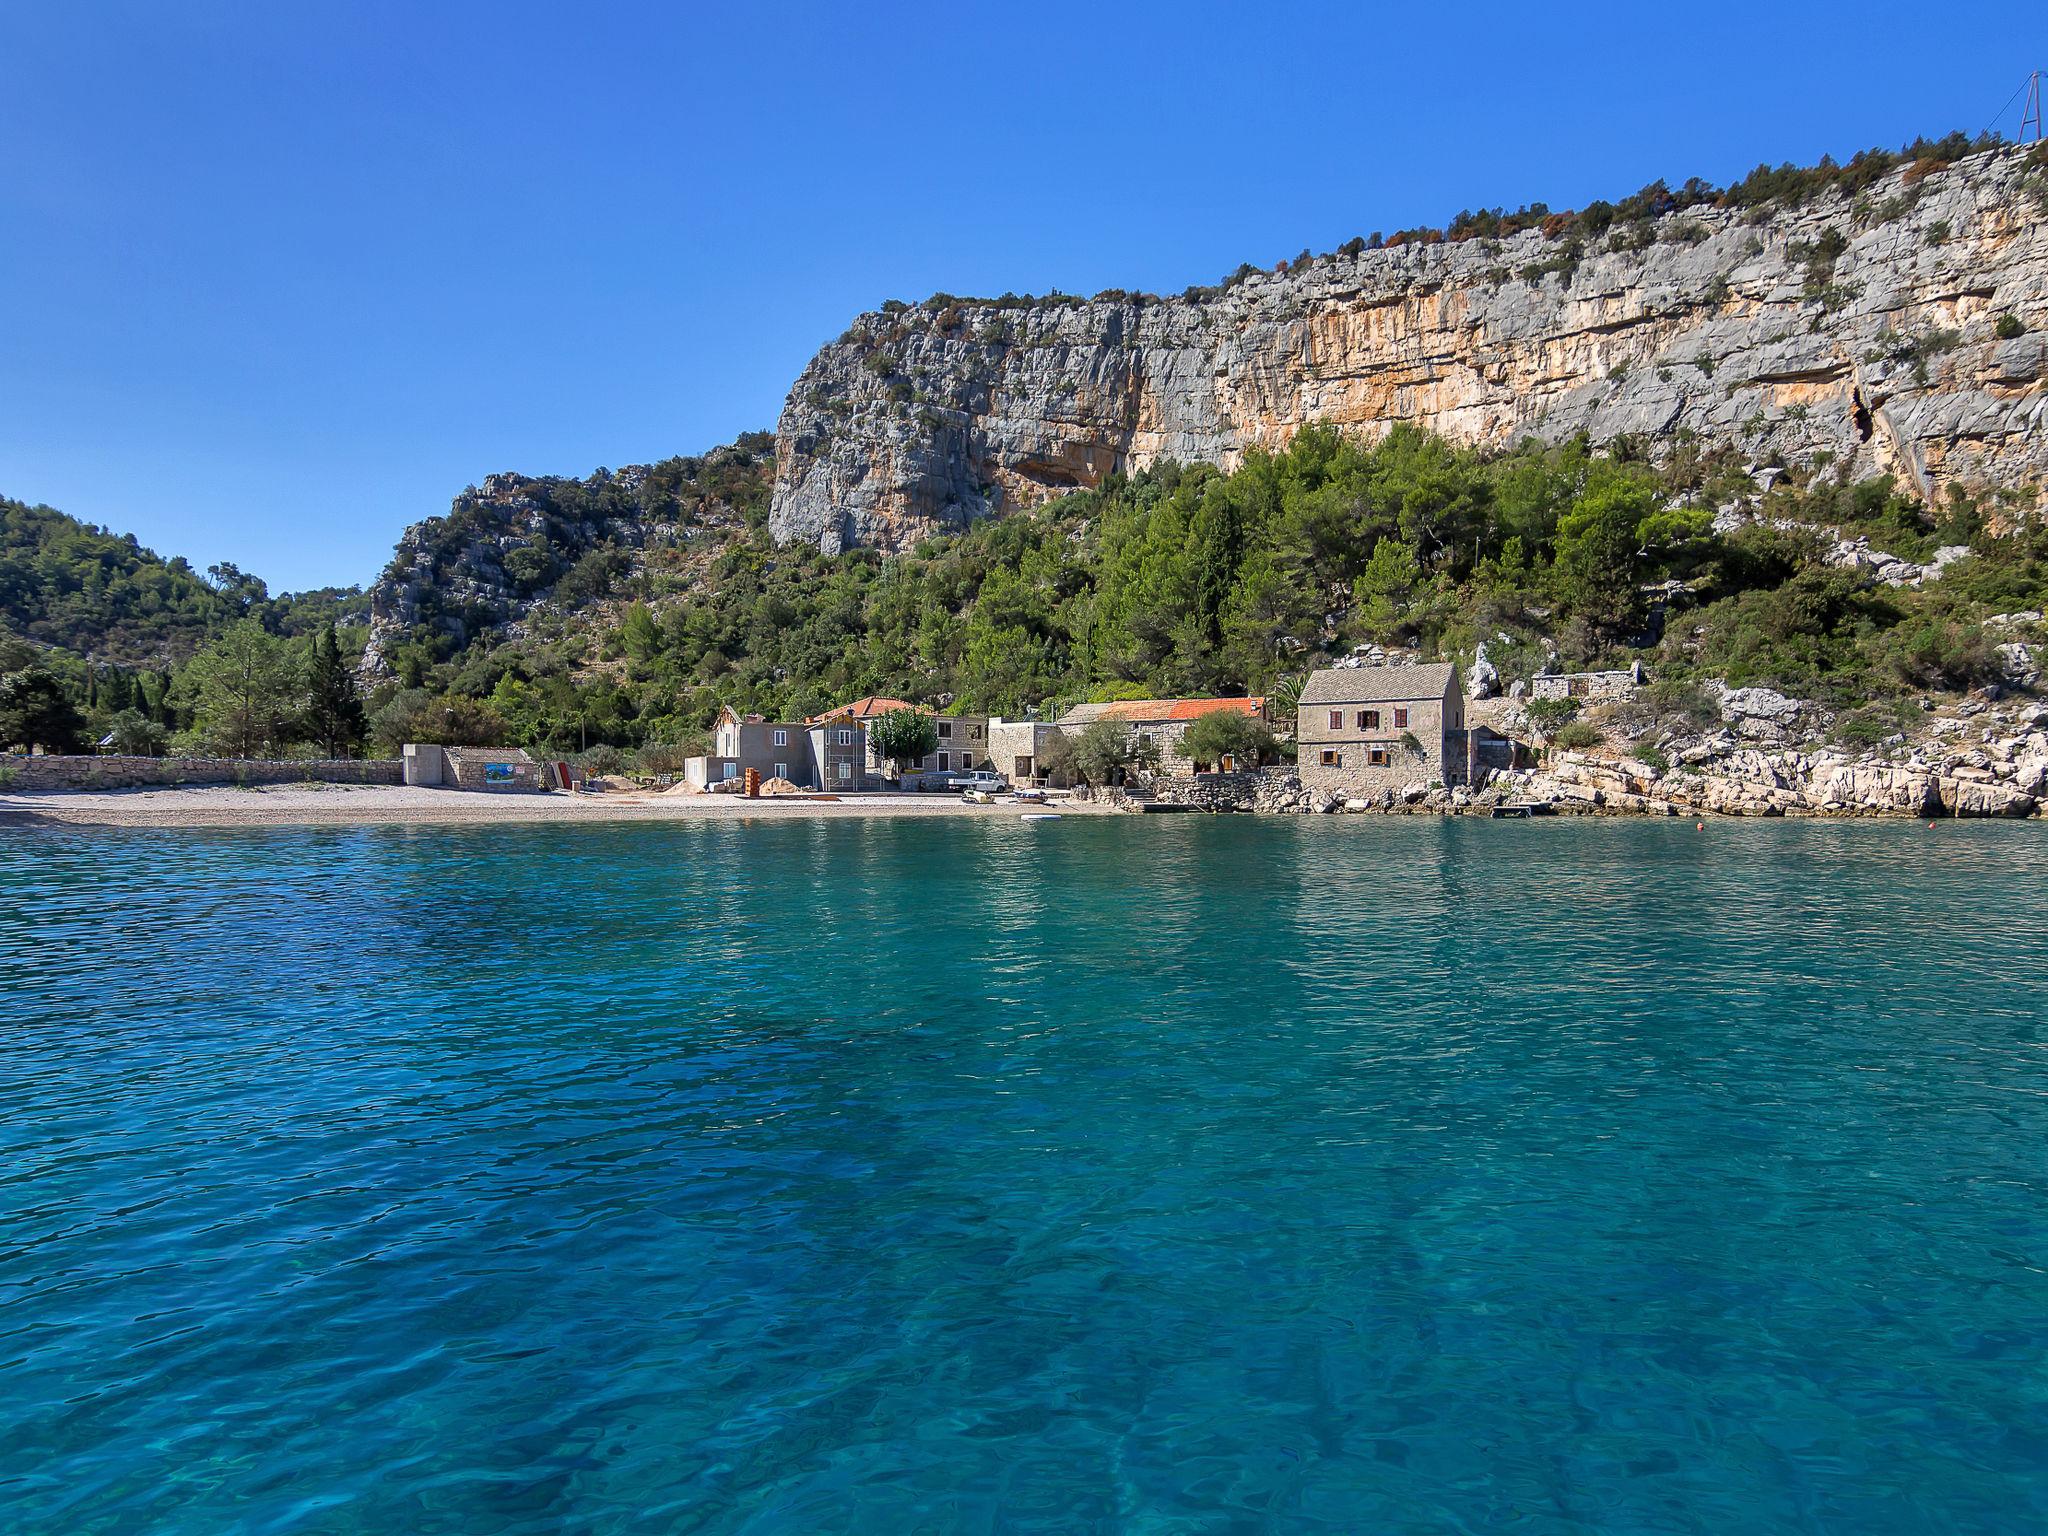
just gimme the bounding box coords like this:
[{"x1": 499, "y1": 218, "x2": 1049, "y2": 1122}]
[{"x1": 305, "y1": 625, "x2": 366, "y2": 758}]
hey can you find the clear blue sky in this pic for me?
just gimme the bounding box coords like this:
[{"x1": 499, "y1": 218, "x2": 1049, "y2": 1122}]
[{"x1": 2, "y1": 2, "x2": 2039, "y2": 592}]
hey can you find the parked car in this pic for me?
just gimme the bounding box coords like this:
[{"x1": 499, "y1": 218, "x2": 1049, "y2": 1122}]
[{"x1": 957, "y1": 770, "x2": 1008, "y2": 795}]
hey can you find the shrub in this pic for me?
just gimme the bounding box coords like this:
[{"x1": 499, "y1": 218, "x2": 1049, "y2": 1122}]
[
  {"x1": 1176, "y1": 709, "x2": 1277, "y2": 769},
  {"x1": 1831, "y1": 704, "x2": 1907, "y2": 748},
  {"x1": 1524, "y1": 697, "x2": 1580, "y2": 734},
  {"x1": 1551, "y1": 720, "x2": 1602, "y2": 750},
  {"x1": 1996, "y1": 313, "x2": 2027, "y2": 340},
  {"x1": 1631, "y1": 743, "x2": 1670, "y2": 774},
  {"x1": 576, "y1": 744, "x2": 628, "y2": 777}
]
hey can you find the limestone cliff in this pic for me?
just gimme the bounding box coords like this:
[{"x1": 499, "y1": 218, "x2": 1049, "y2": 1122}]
[{"x1": 770, "y1": 146, "x2": 2048, "y2": 552}]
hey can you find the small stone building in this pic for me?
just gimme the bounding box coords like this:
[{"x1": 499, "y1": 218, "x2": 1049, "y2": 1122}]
[
  {"x1": 988, "y1": 719, "x2": 1070, "y2": 786},
  {"x1": 403, "y1": 744, "x2": 542, "y2": 791},
  {"x1": 1529, "y1": 663, "x2": 1645, "y2": 703},
  {"x1": 1296, "y1": 663, "x2": 1466, "y2": 799}
]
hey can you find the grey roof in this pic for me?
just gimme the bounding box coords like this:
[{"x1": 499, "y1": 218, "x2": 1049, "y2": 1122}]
[{"x1": 1298, "y1": 663, "x2": 1457, "y2": 706}]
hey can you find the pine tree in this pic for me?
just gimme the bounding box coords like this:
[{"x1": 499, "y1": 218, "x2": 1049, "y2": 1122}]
[{"x1": 305, "y1": 625, "x2": 366, "y2": 758}]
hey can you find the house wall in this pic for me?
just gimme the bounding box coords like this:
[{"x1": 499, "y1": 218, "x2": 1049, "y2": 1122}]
[
  {"x1": 715, "y1": 717, "x2": 817, "y2": 786},
  {"x1": 866, "y1": 714, "x2": 991, "y2": 778},
  {"x1": 1296, "y1": 685, "x2": 1464, "y2": 798},
  {"x1": 808, "y1": 722, "x2": 871, "y2": 789}
]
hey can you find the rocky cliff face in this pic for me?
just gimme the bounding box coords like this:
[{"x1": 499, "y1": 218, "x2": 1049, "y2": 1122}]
[{"x1": 771, "y1": 146, "x2": 2048, "y2": 552}]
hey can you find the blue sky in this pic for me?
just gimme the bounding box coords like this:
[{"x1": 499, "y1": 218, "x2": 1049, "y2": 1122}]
[{"x1": 1, "y1": 2, "x2": 2040, "y2": 592}]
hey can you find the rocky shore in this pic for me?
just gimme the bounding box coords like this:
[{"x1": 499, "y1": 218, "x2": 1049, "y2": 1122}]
[{"x1": 1115, "y1": 692, "x2": 2048, "y2": 820}]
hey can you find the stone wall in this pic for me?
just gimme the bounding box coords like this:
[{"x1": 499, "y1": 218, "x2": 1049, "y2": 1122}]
[
  {"x1": 1147, "y1": 769, "x2": 1317, "y2": 813},
  {"x1": 1, "y1": 754, "x2": 402, "y2": 793},
  {"x1": 1298, "y1": 738, "x2": 1453, "y2": 801}
]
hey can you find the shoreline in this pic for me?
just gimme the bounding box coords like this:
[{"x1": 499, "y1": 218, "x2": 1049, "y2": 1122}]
[
  {"x1": 0, "y1": 782, "x2": 1118, "y2": 830},
  {"x1": 2, "y1": 778, "x2": 2030, "y2": 830}
]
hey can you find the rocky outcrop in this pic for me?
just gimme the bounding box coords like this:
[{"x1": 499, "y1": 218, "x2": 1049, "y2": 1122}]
[
  {"x1": 771, "y1": 147, "x2": 2048, "y2": 552},
  {"x1": 1505, "y1": 706, "x2": 2048, "y2": 818},
  {"x1": 361, "y1": 437, "x2": 773, "y2": 677}
]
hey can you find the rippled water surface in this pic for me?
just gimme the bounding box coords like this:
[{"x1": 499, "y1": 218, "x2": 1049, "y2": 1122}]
[{"x1": 3, "y1": 817, "x2": 2046, "y2": 1534}]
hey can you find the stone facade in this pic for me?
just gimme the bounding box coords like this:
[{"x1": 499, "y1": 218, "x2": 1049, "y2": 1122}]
[
  {"x1": 1296, "y1": 664, "x2": 1466, "y2": 799},
  {"x1": 0, "y1": 754, "x2": 402, "y2": 792},
  {"x1": 988, "y1": 719, "x2": 1070, "y2": 786}
]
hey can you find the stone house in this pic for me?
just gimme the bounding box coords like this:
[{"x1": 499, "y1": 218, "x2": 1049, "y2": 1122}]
[
  {"x1": 1296, "y1": 664, "x2": 1466, "y2": 799},
  {"x1": 688, "y1": 705, "x2": 875, "y2": 791},
  {"x1": 1054, "y1": 697, "x2": 1269, "y2": 774},
  {"x1": 813, "y1": 696, "x2": 991, "y2": 779},
  {"x1": 988, "y1": 719, "x2": 1072, "y2": 786},
  {"x1": 1529, "y1": 663, "x2": 1645, "y2": 703}
]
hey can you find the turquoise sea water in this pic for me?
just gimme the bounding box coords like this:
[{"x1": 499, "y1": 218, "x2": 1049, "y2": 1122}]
[{"x1": 2, "y1": 816, "x2": 2046, "y2": 1534}]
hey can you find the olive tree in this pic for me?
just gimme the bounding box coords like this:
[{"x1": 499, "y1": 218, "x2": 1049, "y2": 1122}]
[
  {"x1": 868, "y1": 708, "x2": 938, "y2": 770},
  {"x1": 1175, "y1": 710, "x2": 1278, "y2": 770}
]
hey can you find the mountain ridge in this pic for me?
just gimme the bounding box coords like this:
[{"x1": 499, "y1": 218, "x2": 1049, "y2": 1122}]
[{"x1": 768, "y1": 141, "x2": 2048, "y2": 552}]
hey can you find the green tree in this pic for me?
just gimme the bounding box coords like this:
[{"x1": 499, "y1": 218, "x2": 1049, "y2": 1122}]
[
  {"x1": 868, "y1": 707, "x2": 938, "y2": 770},
  {"x1": 369, "y1": 690, "x2": 510, "y2": 755},
  {"x1": 1071, "y1": 718, "x2": 1137, "y2": 784},
  {"x1": 304, "y1": 625, "x2": 366, "y2": 758},
  {"x1": 1353, "y1": 537, "x2": 1422, "y2": 640},
  {"x1": 0, "y1": 663, "x2": 85, "y2": 753},
  {"x1": 103, "y1": 708, "x2": 167, "y2": 756},
  {"x1": 1176, "y1": 709, "x2": 1278, "y2": 770},
  {"x1": 181, "y1": 621, "x2": 301, "y2": 757},
  {"x1": 1554, "y1": 465, "x2": 1658, "y2": 628}
]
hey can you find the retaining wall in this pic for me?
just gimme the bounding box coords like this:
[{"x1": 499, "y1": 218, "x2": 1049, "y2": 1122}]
[{"x1": 0, "y1": 754, "x2": 403, "y2": 792}]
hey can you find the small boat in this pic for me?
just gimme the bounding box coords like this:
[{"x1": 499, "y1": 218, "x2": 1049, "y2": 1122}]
[{"x1": 1021, "y1": 812, "x2": 1061, "y2": 821}]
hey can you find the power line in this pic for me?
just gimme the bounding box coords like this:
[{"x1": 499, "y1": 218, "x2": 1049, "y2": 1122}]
[{"x1": 1986, "y1": 70, "x2": 2043, "y2": 141}]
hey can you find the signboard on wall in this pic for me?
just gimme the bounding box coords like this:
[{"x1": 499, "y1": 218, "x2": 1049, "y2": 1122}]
[{"x1": 483, "y1": 763, "x2": 516, "y2": 785}]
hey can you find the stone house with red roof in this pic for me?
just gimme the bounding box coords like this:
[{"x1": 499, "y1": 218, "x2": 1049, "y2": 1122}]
[{"x1": 1054, "y1": 697, "x2": 1270, "y2": 775}]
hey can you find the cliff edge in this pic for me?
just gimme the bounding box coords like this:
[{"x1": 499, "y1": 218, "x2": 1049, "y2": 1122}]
[{"x1": 770, "y1": 146, "x2": 2048, "y2": 552}]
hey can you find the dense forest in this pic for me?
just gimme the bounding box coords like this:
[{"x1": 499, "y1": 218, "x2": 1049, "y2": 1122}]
[{"x1": 365, "y1": 425, "x2": 2044, "y2": 763}]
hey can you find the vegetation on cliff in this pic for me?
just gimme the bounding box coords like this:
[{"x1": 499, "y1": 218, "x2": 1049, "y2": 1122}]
[{"x1": 360, "y1": 425, "x2": 2043, "y2": 761}]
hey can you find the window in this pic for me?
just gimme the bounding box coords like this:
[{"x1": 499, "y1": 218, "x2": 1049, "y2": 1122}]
[
  {"x1": 722, "y1": 762, "x2": 738, "y2": 780},
  {"x1": 773, "y1": 762, "x2": 787, "y2": 780},
  {"x1": 772, "y1": 728, "x2": 787, "y2": 746},
  {"x1": 837, "y1": 761, "x2": 852, "y2": 781},
  {"x1": 936, "y1": 721, "x2": 952, "y2": 739},
  {"x1": 1320, "y1": 749, "x2": 1341, "y2": 767},
  {"x1": 1329, "y1": 710, "x2": 1343, "y2": 730},
  {"x1": 936, "y1": 751, "x2": 950, "y2": 771},
  {"x1": 1357, "y1": 709, "x2": 1380, "y2": 730},
  {"x1": 836, "y1": 729, "x2": 854, "y2": 747},
  {"x1": 1393, "y1": 708, "x2": 1408, "y2": 728},
  {"x1": 1367, "y1": 746, "x2": 1391, "y2": 767},
  {"x1": 1569, "y1": 678, "x2": 1590, "y2": 698}
]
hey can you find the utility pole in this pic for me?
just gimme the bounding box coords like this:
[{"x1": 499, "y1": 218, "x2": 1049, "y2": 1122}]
[{"x1": 2024, "y1": 70, "x2": 2044, "y2": 143}]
